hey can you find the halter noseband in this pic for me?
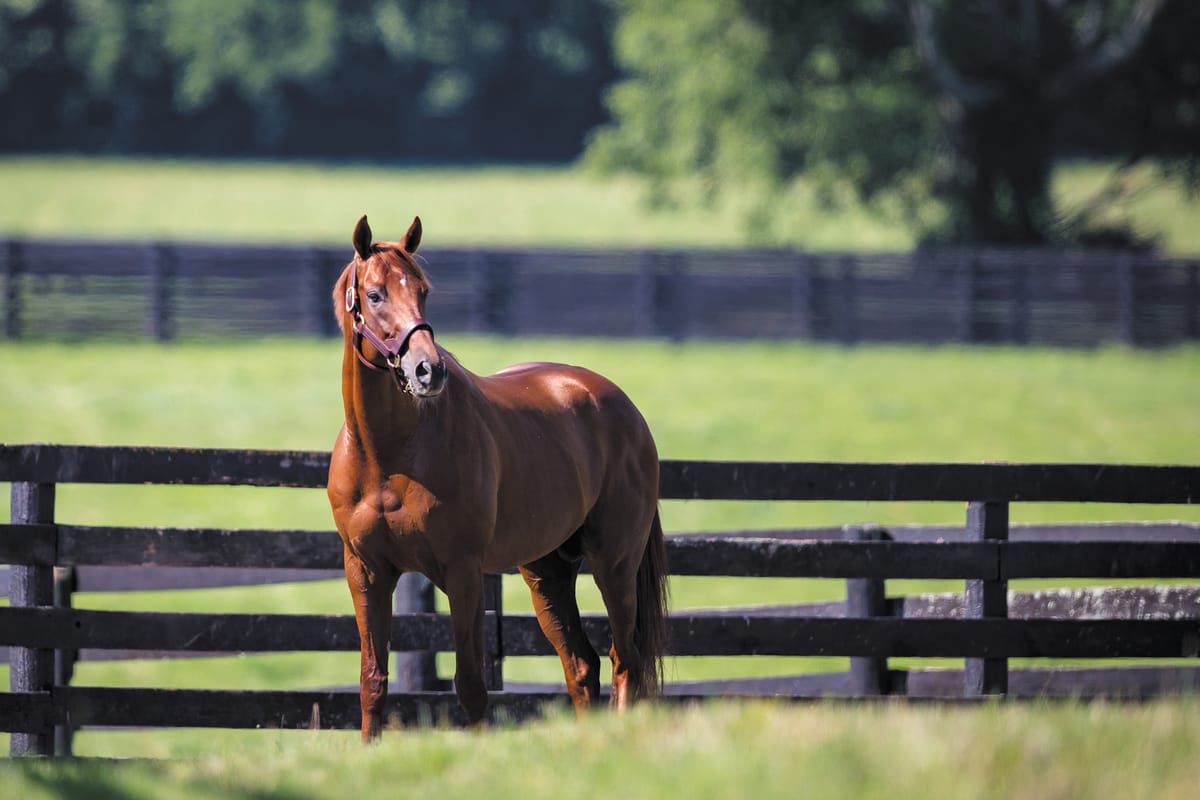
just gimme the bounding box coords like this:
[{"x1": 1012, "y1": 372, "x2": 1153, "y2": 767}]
[{"x1": 345, "y1": 255, "x2": 434, "y2": 392}]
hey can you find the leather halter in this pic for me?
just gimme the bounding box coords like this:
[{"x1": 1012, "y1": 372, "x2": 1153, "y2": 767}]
[{"x1": 345, "y1": 254, "x2": 434, "y2": 393}]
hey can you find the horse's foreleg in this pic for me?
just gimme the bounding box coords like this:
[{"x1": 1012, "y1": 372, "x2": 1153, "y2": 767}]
[
  {"x1": 345, "y1": 547, "x2": 398, "y2": 743},
  {"x1": 444, "y1": 561, "x2": 489, "y2": 726}
]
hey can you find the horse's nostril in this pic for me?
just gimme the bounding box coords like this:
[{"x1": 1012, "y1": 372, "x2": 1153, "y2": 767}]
[{"x1": 416, "y1": 361, "x2": 430, "y2": 381}]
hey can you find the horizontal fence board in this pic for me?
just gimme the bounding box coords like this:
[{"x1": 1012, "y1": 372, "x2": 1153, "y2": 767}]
[
  {"x1": 58, "y1": 525, "x2": 343, "y2": 570},
  {"x1": 0, "y1": 692, "x2": 57, "y2": 734},
  {"x1": 0, "y1": 444, "x2": 330, "y2": 488},
  {"x1": 658, "y1": 460, "x2": 1200, "y2": 503},
  {"x1": 8, "y1": 526, "x2": 1200, "y2": 581},
  {"x1": 499, "y1": 614, "x2": 1200, "y2": 659},
  {"x1": 666, "y1": 537, "x2": 996, "y2": 579},
  {"x1": 8, "y1": 587, "x2": 1198, "y2": 666},
  {"x1": 625, "y1": 666, "x2": 1200, "y2": 699},
  {"x1": 1002, "y1": 541, "x2": 1200, "y2": 578},
  {"x1": 903, "y1": 666, "x2": 1200, "y2": 699},
  {"x1": 57, "y1": 687, "x2": 570, "y2": 730},
  {"x1": 0, "y1": 608, "x2": 469, "y2": 653},
  {"x1": 900, "y1": 586, "x2": 1200, "y2": 621},
  {"x1": 6, "y1": 608, "x2": 1198, "y2": 659},
  {"x1": 7, "y1": 667, "x2": 1200, "y2": 735},
  {"x1": 7, "y1": 240, "x2": 1198, "y2": 346},
  {"x1": 3, "y1": 445, "x2": 1198, "y2": 504},
  {"x1": 0, "y1": 524, "x2": 55, "y2": 566},
  {"x1": 72, "y1": 566, "x2": 345, "y2": 593}
]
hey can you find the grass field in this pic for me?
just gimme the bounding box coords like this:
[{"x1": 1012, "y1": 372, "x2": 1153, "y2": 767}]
[
  {"x1": 2, "y1": 337, "x2": 1198, "y2": 735},
  {"x1": 3, "y1": 701, "x2": 1199, "y2": 798},
  {"x1": 2, "y1": 156, "x2": 1198, "y2": 252}
]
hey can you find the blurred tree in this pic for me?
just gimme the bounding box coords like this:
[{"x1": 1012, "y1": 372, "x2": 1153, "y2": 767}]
[
  {"x1": 587, "y1": 0, "x2": 1200, "y2": 246},
  {"x1": 0, "y1": 0, "x2": 618, "y2": 160}
]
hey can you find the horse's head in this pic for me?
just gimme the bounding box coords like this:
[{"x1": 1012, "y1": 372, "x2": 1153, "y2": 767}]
[{"x1": 338, "y1": 214, "x2": 447, "y2": 399}]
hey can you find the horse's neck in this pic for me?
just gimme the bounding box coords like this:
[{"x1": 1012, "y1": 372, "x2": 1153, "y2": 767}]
[{"x1": 340, "y1": 346, "x2": 423, "y2": 466}]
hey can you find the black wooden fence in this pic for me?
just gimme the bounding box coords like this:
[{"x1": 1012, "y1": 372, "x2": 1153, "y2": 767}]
[
  {"x1": 3, "y1": 239, "x2": 1198, "y2": 346},
  {"x1": 2, "y1": 444, "x2": 1199, "y2": 757}
]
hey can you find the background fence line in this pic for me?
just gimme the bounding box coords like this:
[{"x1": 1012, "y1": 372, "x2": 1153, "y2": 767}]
[
  {"x1": 3, "y1": 444, "x2": 1199, "y2": 756},
  {"x1": 3, "y1": 239, "x2": 1198, "y2": 347}
]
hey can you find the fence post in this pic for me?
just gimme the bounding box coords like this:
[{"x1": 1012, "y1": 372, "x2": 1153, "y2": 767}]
[
  {"x1": 845, "y1": 525, "x2": 891, "y2": 696},
  {"x1": 483, "y1": 573, "x2": 504, "y2": 691},
  {"x1": 307, "y1": 249, "x2": 335, "y2": 338},
  {"x1": 9, "y1": 482, "x2": 57, "y2": 757},
  {"x1": 651, "y1": 252, "x2": 686, "y2": 342},
  {"x1": 838, "y1": 255, "x2": 858, "y2": 345},
  {"x1": 5, "y1": 239, "x2": 22, "y2": 339},
  {"x1": 964, "y1": 500, "x2": 1009, "y2": 696},
  {"x1": 1186, "y1": 261, "x2": 1198, "y2": 341},
  {"x1": 1117, "y1": 252, "x2": 1136, "y2": 345},
  {"x1": 1010, "y1": 256, "x2": 1029, "y2": 346},
  {"x1": 147, "y1": 244, "x2": 175, "y2": 341},
  {"x1": 394, "y1": 574, "x2": 439, "y2": 692},
  {"x1": 480, "y1": 252, "x2": 515, "y2": 336},
  {"x1": 791, "y1": 252, "x2": 813, "y2": 340},
  {"x1": 959, "y1": 252, "x2": 979, "y2": 343},
  {"x1": 53, "y1": 566, "x2": 77, "y2": 756}
]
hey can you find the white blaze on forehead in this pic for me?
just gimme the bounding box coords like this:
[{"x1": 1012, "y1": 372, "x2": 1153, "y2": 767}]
[{"x1": 400, "y1": 276, "x2": 408, "y2": 287}]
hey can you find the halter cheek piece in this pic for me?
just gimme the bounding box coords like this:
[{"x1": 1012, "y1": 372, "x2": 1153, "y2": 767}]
[{"x1": 346, "y1": 255, "x2": 434, "y2": 393}]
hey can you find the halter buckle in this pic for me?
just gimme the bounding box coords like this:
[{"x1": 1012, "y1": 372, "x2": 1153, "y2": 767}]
[{"x1": 345, "y1": 285, "x2": 356, "y2": 314}]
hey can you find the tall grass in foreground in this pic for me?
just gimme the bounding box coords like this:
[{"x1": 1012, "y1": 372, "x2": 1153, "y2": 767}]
[{"x1": 3, "y1": 701, "x2": 1199, "y2": 796}]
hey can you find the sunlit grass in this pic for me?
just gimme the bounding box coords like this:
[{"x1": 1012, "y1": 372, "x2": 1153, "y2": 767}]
[
  {"x1": 3, "y1": 701, "x2": 1200, "y2": 795},
  {"x1": 2, "y1": 156, "x2": 1197, "y2": 252}
]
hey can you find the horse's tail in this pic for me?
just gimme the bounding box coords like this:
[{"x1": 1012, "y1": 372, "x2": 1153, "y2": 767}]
[{"x1": 635, "y1": 507, "x2": 671, "y2": 696}]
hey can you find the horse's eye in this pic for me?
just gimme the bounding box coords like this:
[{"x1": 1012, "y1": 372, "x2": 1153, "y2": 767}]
[{"x1": 366, "y1": 291, "x2": 383, "y2": 304}]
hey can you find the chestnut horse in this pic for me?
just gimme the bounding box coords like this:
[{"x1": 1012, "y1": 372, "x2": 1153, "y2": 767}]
[{"x1": 326, "y1": 215, "x2": 669, "y2": 741}]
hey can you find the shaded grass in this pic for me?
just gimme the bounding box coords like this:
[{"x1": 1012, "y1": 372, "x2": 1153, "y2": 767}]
[{"x1": 3, "y1": 701, "x2": 1200, "y2": 796}]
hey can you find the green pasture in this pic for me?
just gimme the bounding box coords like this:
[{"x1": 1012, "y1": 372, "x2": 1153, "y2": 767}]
[
  {"x1": 2, "y1": 156, "x2": 1198, "y2": 252},
  {"x1": 3, "y1": 701, "x2": 1200, "y2": 798},
  {"x1": 2, "y1": 337, "x2": 1198, "y2": 749}
]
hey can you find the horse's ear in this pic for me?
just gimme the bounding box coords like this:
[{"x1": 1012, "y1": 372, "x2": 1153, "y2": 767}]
[
  {"x1": 403, "y1": 216, "x2": 422, "y2": 254},
  {"x1": 353, "y1": 215, "x2": 373, "y2": 260}
]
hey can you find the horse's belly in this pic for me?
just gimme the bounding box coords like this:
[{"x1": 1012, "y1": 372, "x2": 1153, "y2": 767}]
[{"x1": 483, "y1": 500, "x2": 589, "y2": 572}]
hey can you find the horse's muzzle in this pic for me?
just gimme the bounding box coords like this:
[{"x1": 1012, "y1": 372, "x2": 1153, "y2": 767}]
[{"x1": 408, "y1": 355, "x2": 447, "y2": 398}]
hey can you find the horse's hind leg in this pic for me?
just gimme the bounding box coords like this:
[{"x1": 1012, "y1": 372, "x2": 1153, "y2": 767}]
[
  {"x1": 589, "y1": 556, "x2": 643, "y2": 710},
  {"x1": 587, "y1": 502, "x2": 665, "y2": 711},
  {"x1": 519, "y1": 548, "x2": 602, "y2": 712}
]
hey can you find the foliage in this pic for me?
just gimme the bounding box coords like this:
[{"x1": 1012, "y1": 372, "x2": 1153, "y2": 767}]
[
  {"x1": 587, "y1": 0, "x2": 1200, "y2": 247},
  {"x1": 0, "y1": 0, "x2": 617, "y2": 159}
]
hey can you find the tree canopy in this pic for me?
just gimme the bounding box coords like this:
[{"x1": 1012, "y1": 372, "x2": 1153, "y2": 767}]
[
  {"x1": 0, "y1": 0, "x2": 617, "y2": 160},
  {"x1": 586, "y1": 0, "x2": 1200, "y2": 246}
]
